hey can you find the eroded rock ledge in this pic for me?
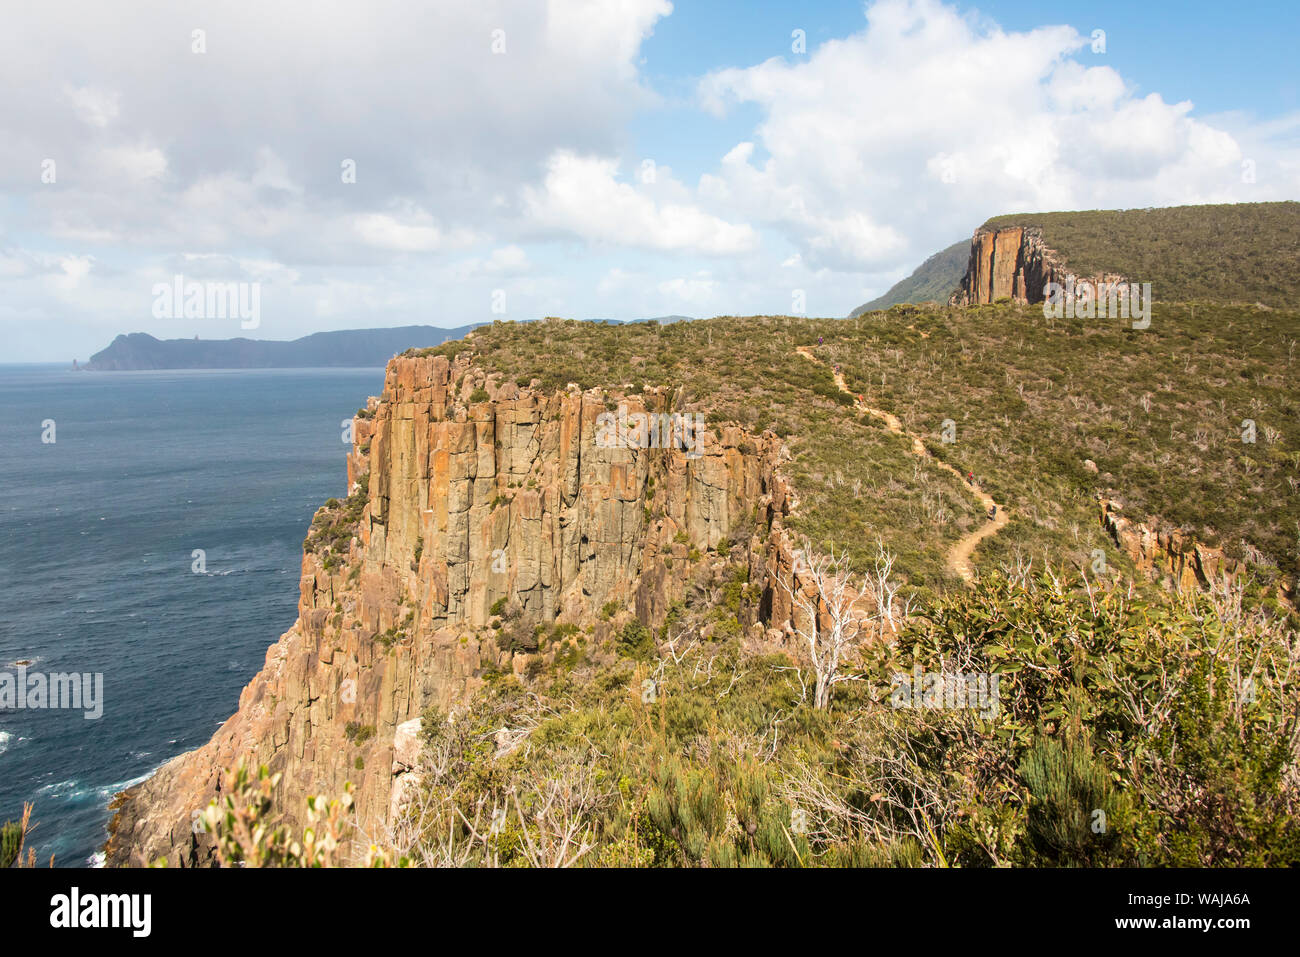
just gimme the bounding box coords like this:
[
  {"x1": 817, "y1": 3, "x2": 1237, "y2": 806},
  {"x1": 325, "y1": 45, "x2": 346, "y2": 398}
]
[
  {"x1": 105, "y1": 351, "x2": 804, "y2": 866},
  {"x1": 1099, "y1": 497, "x2": 1292, "y2": 605}
]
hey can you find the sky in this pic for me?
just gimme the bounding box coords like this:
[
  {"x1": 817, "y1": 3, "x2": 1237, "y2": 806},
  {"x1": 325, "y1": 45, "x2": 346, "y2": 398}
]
[{"x1": 1, "y1": 0, "x2": 1297, "y2": 361}]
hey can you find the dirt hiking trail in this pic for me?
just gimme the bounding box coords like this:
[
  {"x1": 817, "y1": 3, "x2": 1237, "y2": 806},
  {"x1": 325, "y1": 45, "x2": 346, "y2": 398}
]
[{"x1": 796, "y1": 345, "x2": 1009, "y2": 583}]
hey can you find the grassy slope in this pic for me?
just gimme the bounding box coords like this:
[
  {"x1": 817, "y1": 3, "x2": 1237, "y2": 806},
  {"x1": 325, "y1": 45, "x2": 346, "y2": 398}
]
[
  {"x1": 831, "y1": 302, "x2": 1299, "y2": 584},
  {"x1": 983, "y1": 201, "x2": 1300, "y2": 307},
  {"x1": 850, "y1": 239, "x2": 968, "y2": 316},
  {"x1": 413, "y1": 301, "x2": 1300, "y2": 593}
]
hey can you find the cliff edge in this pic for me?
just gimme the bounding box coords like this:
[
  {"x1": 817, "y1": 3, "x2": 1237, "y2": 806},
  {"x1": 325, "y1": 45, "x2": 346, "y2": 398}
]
[
  {"x1": 949, "y1": 225, "x2": 1125, "y2": 306},
  {"x1": 104, "y1": 348, "x2": 803, "y2": 866}
]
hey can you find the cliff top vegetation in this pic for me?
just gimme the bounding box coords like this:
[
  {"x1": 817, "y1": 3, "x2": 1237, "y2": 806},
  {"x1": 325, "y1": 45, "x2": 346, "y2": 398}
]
[
  {"x1": 409, "y1": 301, "x2": 1300, "y2": 596},
  {"x1": 982, "y1": 202, "x2": 1300, "y2": 307}
]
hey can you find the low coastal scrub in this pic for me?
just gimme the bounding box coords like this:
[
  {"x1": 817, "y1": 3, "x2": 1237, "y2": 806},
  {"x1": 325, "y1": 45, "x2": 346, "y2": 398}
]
[
  {"x1": 382, "y1": 572, "x2": 1297, "y2": 867},
  {"x1": 304, "y1": 473, "x2": 369, "y2": 571},
  {"x1": 0, "y1": 804, "x2": 50, "y2": 868},
  {"x1": 1, "y1": 807, "x2": 31, "y2": 868},
  {"x1": 179, "y1": 764, "x2": 406, "y2": 868},
  {"x1": 407, "y1": 303, "x2": 1299, "y2": 594},
  {"x1": 195, "y1": 571, "x2": 1298, "y2": 867}
]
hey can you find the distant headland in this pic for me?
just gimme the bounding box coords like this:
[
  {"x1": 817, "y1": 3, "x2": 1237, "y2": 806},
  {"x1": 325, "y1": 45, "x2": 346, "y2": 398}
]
[{"x1": 84, "y1": 325, "x2": 485, "y2": 370}]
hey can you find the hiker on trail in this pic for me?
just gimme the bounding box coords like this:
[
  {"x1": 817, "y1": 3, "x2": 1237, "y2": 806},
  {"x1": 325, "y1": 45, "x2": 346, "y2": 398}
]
[
  {"x1": 967, "y1": 470, "x2": 974, "y2": 485},
  {"x1": 818, "y1": 336, "x2": 824, "y2": 346},
  {"x1": 988, "y1": 504, "x2": 997, "y2": 521}
]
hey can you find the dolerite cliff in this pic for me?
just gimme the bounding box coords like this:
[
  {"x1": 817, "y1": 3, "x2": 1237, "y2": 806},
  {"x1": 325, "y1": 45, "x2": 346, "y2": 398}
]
[
  {"x1": 949, "y1": 225, "x2": 1125, "y2": 306},
  {"x1": 1098, "y1": 498, "x2": 1293, "y2": 606},
  {"x1": 105, "y1": 349, "x2": 804, "y2": 866}
]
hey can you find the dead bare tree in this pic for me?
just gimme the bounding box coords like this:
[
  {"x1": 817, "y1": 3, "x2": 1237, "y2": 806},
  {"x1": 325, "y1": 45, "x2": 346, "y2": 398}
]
[
  {"x1": 778, "y1": 538, "x2": 912, "y2": 709},
  {"x1": 860, "y1": 537, "x2": 913, "y2": 635},
  {"x1": 778, "y1": 540, "x2": 871, "y2": 709},
  {"x1": 508, "y1": 756, "x2": 603, "y2": 868}
]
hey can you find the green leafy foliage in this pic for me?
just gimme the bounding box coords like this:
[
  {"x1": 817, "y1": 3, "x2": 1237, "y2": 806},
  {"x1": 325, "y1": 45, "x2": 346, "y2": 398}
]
[
  {"x1": 1, "y1": 819, "x2": 23, "y2": 869},
  {"x1": 616, "y1": 620, "x2": 655, "y2": 660},
  {"x1": 344, "y1": 722, "x2": 375, "y2": 746},
  {"x1": 386, "y1": 571, "x2": 1297, "y2": 868}
]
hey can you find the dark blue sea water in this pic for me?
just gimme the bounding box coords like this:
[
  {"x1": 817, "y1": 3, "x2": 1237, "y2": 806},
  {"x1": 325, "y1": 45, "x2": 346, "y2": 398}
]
[{"x1": 0, "y1": 365, "x2": 383, "y2": 866}]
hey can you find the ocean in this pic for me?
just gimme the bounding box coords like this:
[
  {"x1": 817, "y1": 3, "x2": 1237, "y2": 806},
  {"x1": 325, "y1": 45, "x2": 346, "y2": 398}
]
[{"x1": 0, "y1": 364, "x2": 384, "y2": 866}]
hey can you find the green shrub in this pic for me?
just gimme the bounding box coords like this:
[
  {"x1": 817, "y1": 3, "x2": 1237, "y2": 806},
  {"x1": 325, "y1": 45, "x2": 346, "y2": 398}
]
[
  {"x1": 1018, "y1": 725, "x2": 1126, "y2": 866},
  {"x1": 616, "y1": 620, "x2": 654, "y2": 660},
  {"x1": 1, "y1": 820, "x2": 24, "y2": 869},
  {"x1": 344, "y1": 723, "x2": 375, "y2": 746}
]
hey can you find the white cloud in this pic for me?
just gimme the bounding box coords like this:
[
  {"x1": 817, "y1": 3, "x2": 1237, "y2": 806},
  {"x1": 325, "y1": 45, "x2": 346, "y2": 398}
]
[
  {"x1": 0, "y1": 0, "x2": 673, "y2": 262},
  {"x1": 98, "y1": 144, "x2": 168, "y2": 182},
  {"x1": 0, "y1": 248, "x2": 64, "y2": 279},
  {"x1": 443, "y1": 244, "x2": 534, "y2": 281},
  {"x1": 545, "y1": 0, "x2": 673, "y2": 83},
  {"x1": 0, "y1": 0, "x2": 678, "y2": 356},
  {"x1": 483, "y1": 245, "x2": 531, "y2": 273},
  {"x1": 596, "y1": 267, "x2": 636, "y2": 297},
  {"x1": 3, "y1": 0, "x2": 1299, "y2": 359},
  {"x1": 250, "y1": 148, "x2": 302, "y2": 195},
  {"x1": 65, "y1": 85, "x2": 120, "y2": 128},
  {"x1": 56, "y1": 255, "x2": 93, "y2": 289},
  {"x1": 657, "y1": 273, "x2": 716, "y2": 304},
  {"x1": 696, "y1": 0, "x2": 1300, "y2": 274},
  {"x1": 523, "y1": 151, "x2": 758, "y2": 255},
  {"x1": 353, "y1": 210, "x2": 477, "y2": 253},
  {"x1": 169, "y1": 253, "x2": 300, "y2": 285}
]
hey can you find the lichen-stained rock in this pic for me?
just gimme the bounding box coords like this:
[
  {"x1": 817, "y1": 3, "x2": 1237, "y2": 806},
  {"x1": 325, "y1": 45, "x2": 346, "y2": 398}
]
[{"x1": 105, "y1": 349, "x2": 800, "y2": 867}]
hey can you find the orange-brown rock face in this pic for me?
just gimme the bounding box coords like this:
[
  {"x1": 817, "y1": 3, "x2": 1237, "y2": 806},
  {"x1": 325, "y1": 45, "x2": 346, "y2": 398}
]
[
  {"x1": 1098, "y1": 498, "x2": 1291, "y2": 605},
  {"x1": 950, "y1": 225, "x2": 1124, "y2": 306},
  {"x1": 952, "y1": 226, "x2": 1049, "y2": 304},
  {"x1": 105, "y1": 351, "x2": 797, "y2": 866},
  {"x1": 966, "y1": 226, "x2": 1024, "y2": 302}
]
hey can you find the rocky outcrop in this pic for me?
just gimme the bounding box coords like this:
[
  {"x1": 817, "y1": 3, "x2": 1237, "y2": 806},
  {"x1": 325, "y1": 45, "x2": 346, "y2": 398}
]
[
  {"x1": 1098, "y1": 498, "x2": 1290, "y2": 604},
  {"x1": 105, "y1": 350, "x2": 802, "y2": 866},
  {"x1": 950, "y1": 225, "x2": 1125, "y2": 306}
]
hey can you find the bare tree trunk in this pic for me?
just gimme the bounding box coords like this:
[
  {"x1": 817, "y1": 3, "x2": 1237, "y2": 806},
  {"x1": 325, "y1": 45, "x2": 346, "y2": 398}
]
[{"x1": 778, "y1": 539, "x2": 904, "y2": 709}]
